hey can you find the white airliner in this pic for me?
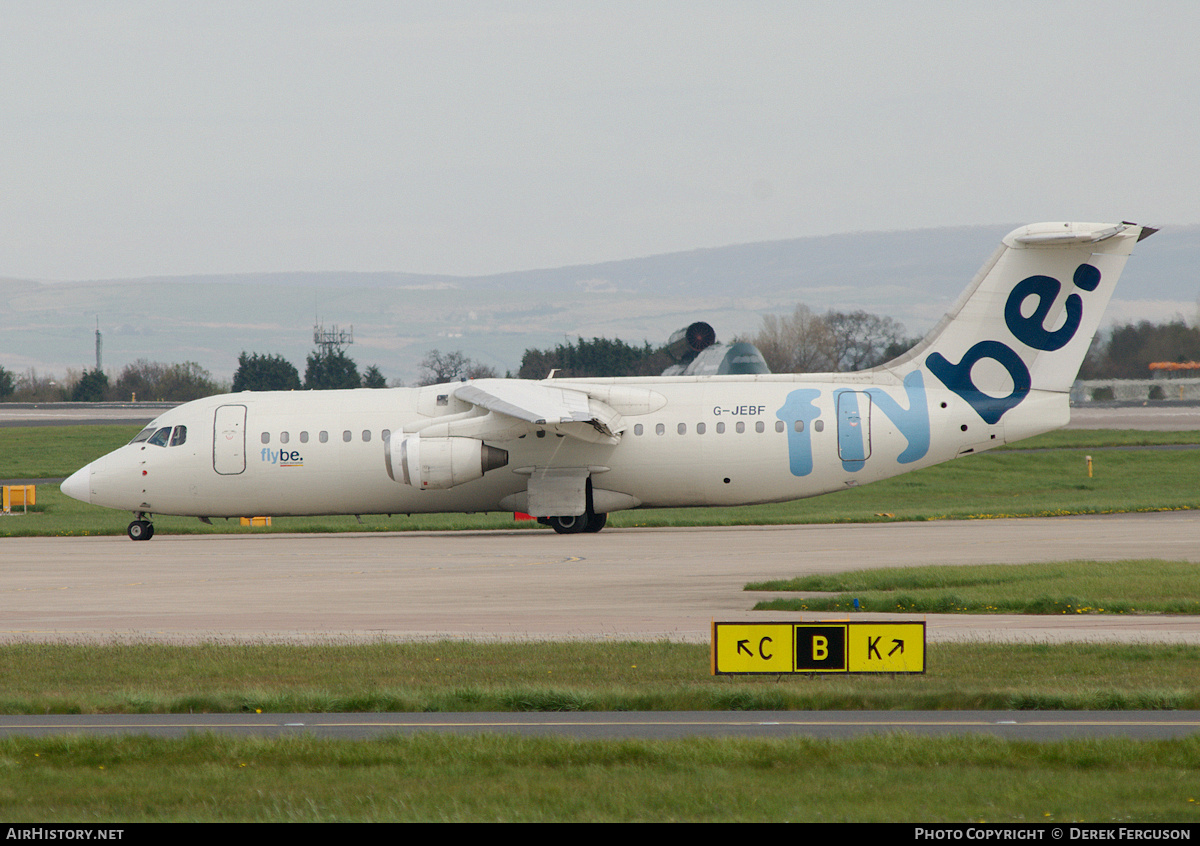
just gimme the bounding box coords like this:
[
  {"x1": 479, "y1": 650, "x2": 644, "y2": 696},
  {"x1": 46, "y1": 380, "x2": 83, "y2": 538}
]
[{"x1": 62, "y1": 221, "x2": 1154, "y2": 540}]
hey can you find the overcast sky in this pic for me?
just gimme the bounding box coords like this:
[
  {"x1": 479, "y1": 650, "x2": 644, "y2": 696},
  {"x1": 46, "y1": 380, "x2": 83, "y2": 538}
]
[{"x1": 3, "y1": 1, "x2": 1197, "y2": 281}]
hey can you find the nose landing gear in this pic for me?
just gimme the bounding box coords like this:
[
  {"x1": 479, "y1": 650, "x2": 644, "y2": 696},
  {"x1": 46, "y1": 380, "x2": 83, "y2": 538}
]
[{"x1": 127, "y1": 513, "x2": 154, "y2": 541}]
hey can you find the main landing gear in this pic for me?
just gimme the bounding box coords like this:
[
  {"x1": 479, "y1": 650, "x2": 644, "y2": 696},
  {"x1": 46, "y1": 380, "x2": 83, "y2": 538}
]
[
  {"x1": 541, "y1": 511, "x2": 607, "y2": 534},
  {"x1": 538, "y1": 477, "x2": 608, "y2": 534},
  {"x1": 127, "y1": 513, "x2": 154, "y2": 541}
]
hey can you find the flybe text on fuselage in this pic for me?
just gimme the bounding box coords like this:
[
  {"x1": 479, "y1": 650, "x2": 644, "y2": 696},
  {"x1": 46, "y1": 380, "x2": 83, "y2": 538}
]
[{"x1": 260, "y1": 448, "x2": 304, "y2": 466}]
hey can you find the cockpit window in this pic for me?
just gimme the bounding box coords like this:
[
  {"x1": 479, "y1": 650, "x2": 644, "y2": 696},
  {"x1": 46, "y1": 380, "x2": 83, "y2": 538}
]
[
  {"x1": 129, "y1": 427, "x2": 156, "y2": 445},
  {"x1": 170, "y1": 425, "x2": 187, "y2": 447},
  {"x1": 147, "y1": 427, "x2": 172, "y2": 447}
]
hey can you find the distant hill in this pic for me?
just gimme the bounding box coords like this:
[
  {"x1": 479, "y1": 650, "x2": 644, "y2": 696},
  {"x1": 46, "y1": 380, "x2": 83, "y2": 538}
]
[{"x1": 3, "y1": 223, "x2": 1195, "y2": 386}]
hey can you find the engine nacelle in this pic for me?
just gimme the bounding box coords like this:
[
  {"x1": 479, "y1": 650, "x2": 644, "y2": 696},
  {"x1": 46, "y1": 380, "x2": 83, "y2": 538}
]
[
  {"x1": 666, "y1": 321, "x2": 717, "y2": 362},
  {"x1": 386, "y1": 435, "x2": 508, "y2": 490}
]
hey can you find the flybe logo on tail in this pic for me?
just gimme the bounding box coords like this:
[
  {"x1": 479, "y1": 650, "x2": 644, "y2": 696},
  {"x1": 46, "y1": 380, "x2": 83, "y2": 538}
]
[{"x1": 926, "y1": 264, "x2": 1101, "y2": 425}]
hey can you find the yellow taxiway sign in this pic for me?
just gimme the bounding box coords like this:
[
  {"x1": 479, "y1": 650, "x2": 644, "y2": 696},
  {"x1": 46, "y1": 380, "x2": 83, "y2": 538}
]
[{"x1": 712, "y1": 621, "x2": 925, "y2": 674}]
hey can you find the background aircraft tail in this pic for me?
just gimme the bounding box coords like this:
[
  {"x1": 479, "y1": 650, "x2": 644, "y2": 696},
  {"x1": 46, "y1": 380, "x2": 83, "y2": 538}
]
[{"x1": 882, "y1": 221, "x2": 1153, "y2": 427}]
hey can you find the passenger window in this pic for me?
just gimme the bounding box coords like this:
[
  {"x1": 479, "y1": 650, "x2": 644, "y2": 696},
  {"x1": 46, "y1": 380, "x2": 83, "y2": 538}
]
[
  {"x1": 677, "y1": 423, "x2": 686, "y2": 435},
  {"x1": 776, "y1": 421, "x2": 785, "y2": 433},
  {"x1": 319, "y1": 431, "x2": 329, "y2": 443},
  {"x1": 697, "y1": 422, "x2": 706, "y2": 435},
  {"x1": 655, "y1": 423, "x2": 665, "y2": 435},
  {"x1": 261, "y1": 432, "x2": 270, "y2": 444},
  {"x1": 634, "y1": 424, "x2": 643, "y2": 436},
  {"x1": 814, "y1": 420, "x2": 824, "y2": 432},
  {"x1": 300, "y1": 431, "x2": 309, "y2": 444},
  {"x1": 736, "y1": 422, "x2": 745, "y2": 434},
  {"x1": 716, "y1": 422, "x2": 725, "y2": 434},
  {"x1": 382, "y1": 429, "x2": 390, "y2": 441},
  {"x1": 343, "y1": 430, "x2": 352, "y2": 443},
  {"x1": 756, "y1": 421, "x2": 765, "y2": 434},
  {"x1": 147, "y1": 427, "x2": 172, "y2": 447},
  {"x1": 794, "y1": 420, "x2": 804, "y2": 432},
  {"x1": 170, "y1": 425, "x2": 187, "y2": 447},
  {"x1": 280, "y1": 432, "x2": 290, "y2": 444},
  {"x1": 129, "y1": 427, "x2": 156, "y2": 444},
  {"x1": 362, "y1": 430, "x2": 371, "y2": 442}
]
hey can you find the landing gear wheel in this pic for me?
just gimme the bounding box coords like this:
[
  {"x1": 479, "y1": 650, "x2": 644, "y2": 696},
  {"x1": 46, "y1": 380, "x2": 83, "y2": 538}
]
[
  {"x1": 548, "y1": 514, "x2": 588, "y2": 534},
  {"x1": 547, "y1": 511, "x2": 607, "y2": 534},
  {"x1": 127, "y1": 520, "x2": 154, "y2": 541}
]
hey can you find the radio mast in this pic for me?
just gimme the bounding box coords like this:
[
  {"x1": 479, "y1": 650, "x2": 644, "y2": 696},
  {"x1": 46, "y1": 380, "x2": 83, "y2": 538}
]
[{"x1": 313, "y1": 322, "x2": 353, "y2": 355}]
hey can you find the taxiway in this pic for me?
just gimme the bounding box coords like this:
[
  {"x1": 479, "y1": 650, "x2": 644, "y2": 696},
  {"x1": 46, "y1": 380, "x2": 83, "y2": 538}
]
[{"x1": 4, "y1": 512, "x2": 1199, "y2": 644}]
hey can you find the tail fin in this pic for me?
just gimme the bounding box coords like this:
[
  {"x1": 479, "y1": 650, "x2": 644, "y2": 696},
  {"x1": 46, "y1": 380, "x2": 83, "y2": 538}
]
[{"x1": 886, "y1": 221, "x2": 1152, "y2": 427}]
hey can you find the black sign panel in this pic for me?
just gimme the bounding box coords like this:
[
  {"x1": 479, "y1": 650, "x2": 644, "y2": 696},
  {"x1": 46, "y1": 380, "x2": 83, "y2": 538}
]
[{"x1": 794, "y1": 625, "x2": 847, "y2": 672}]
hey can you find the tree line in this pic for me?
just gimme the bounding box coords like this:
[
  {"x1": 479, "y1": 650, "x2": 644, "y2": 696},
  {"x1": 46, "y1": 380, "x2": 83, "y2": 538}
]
[
  {"x1": 1080, "y1": 320, "x2": 1200, "y2": 380},
  {"x1": 232, "y1": 350, "x2": 387, "y2": 392},
  {"x1": 0, "y1": 360, "x2": 223, "y2": 403},
  {"x1": 516, "y1": 337, "x2": 672, "y2": 379},
  {"x1": 6, "y1": 311, "x2": 1194, "y2": 403},
  {"x1": 514, "y1": 307, "x2": 917, "y2": 378},
  {"x1": 0, "y1": 349, "x2": 389, "y2": 403},
  {"x1": 0, "y1": 306, "x2": 916, "y2": 401},
  {"x1": 741, "y1": 306, "x2": 916, "y2": 373},
  {"x1": 0, "y1": 345, "x2": 479, "y2": 402}
]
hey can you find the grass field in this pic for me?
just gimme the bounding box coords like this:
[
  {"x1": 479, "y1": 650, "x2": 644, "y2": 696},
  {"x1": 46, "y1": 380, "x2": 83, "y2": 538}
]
[
  {"x1": 2, "y1": 640, "x2": 1200, "y2": 714},
  {"x1": 749, "y1": 559, "x2": 1200, "y2": 615},
  {"x1": 2, "y1": 733, "x2": 1197, "y2": 822}
]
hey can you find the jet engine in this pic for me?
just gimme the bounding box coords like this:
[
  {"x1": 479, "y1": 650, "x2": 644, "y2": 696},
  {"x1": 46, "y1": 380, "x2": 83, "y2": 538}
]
[
  {"x1": 386, "y1": 435, "x2": 509, "y2": 490},
  {"x1": 659, "y1": 320, "x2": 771, "y2": 377},
  {"x1": 665, "y1": 321, "x2": 717, "y2": 362}
]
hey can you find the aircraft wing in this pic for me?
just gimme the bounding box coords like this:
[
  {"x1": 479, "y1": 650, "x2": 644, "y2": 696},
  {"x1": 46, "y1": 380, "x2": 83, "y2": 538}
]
[{"x1": 453, "y1": 379, "x2": 622, "y2": 444}]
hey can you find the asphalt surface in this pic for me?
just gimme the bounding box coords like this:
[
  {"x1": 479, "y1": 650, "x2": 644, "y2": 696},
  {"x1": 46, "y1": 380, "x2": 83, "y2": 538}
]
[
  {"x1": 4, "y1": 711, "x2": 1200, "y2": 741},
  {"x1": 4, "y1": 513, "x2": 1200, "y2": 644}
]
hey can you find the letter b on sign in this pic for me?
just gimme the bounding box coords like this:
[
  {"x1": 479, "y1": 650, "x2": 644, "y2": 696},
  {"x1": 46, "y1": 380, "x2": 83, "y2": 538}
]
[{"x1": 795, "y1": 626, "x2": 846, "y2": 671}]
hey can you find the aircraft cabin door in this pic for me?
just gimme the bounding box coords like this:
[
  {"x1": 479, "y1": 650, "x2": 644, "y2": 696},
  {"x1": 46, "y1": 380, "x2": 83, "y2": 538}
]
[
  {"x1": 213, "y1": 404, "x2": 247, "y2": 475},
  {"x1": 836, "y1": 390, "x2": 871, "y2": 469}
]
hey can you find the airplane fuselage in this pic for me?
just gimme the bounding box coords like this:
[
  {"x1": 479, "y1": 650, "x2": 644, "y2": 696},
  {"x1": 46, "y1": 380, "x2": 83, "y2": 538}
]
[{"x1": 70, "y1": 374, "x2": 1064, "y2": 519}]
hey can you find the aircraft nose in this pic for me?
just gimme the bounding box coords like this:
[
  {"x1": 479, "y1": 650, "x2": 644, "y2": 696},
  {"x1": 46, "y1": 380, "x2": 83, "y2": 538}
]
[{"x1": 60, "y1": 465, "x2": 92, "y2": 504}]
